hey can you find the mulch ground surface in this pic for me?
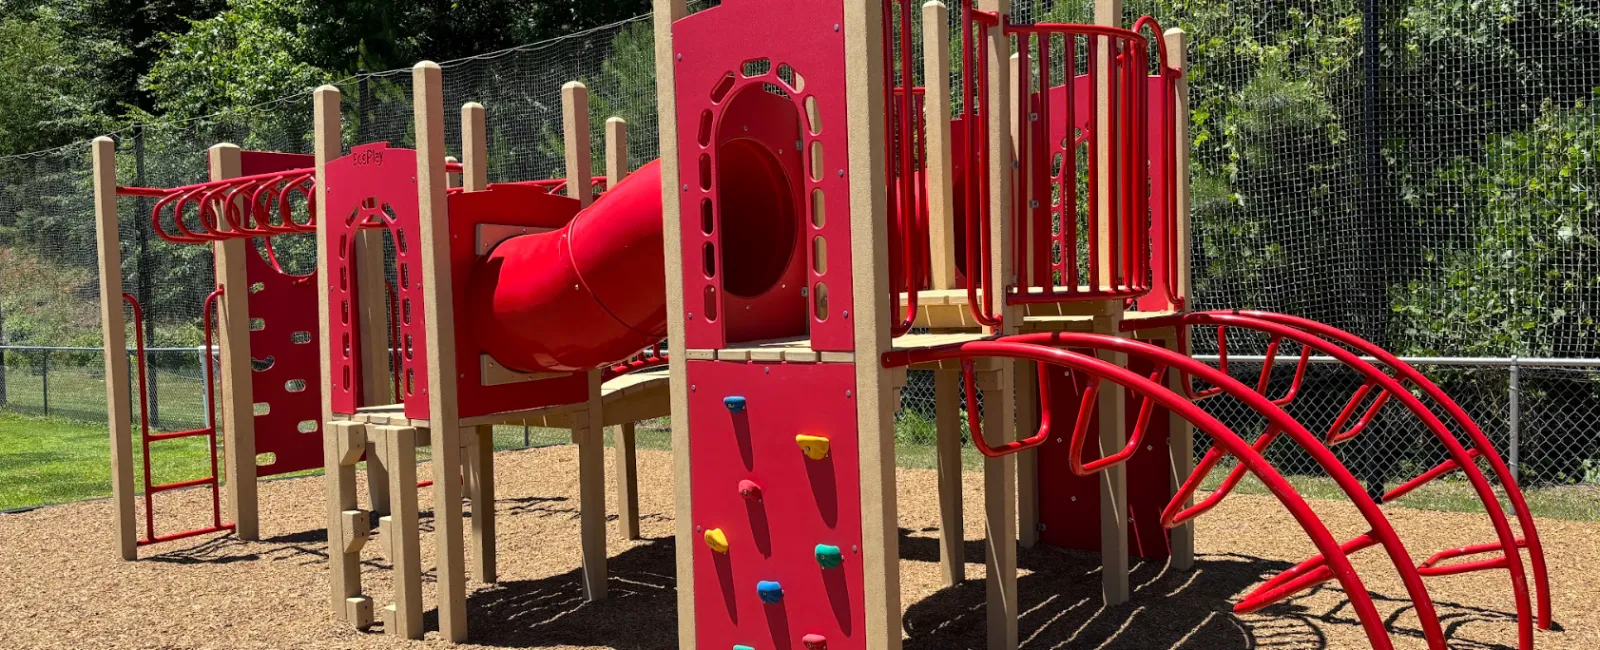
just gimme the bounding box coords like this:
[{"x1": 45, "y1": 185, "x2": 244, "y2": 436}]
[{"x1": 1, "y1": 444, "x2": 1593, "y2": 649}]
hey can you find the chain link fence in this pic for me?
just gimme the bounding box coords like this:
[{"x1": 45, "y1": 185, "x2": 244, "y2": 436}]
[{"x1": 2, "y1": 0, "x2": 1598, "y2": 518}]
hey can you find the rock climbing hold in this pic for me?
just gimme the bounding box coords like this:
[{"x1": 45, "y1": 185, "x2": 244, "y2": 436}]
[
  {"x1": 756, "y1": 580, "x2": 784, "y2": 604},
  {"x1": 795, "y1": 434, "x2": 830, "y2": 460},
  {"x1": 738, "y1": 479, "x2": 763, "y2": 502},
  {"x1": 734, "y1": 645, "x2": 756, "y2": 650},
  {"x1": 704, "y1": 528, "x2": 729, "y2": 554},
  {"x1": 801, "y1": 634, "x2": 828, "y2": 650},
  {"x1": 814, "y1": 544, "x2": 843, "y2": 569},
  {"x1": 724, "y1": 396, "x2": 747, "y2": 413}
]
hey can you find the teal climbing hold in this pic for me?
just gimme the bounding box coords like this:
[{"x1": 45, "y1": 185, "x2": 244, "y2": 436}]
[
  {"x1": 814, "y1": 544, "x2": 844, "y2": 569},
  {"x1": 734, "y1": 646, "x2": 756, "y2": 650},
  {"x1": 757, "y1": 580, "x2": 784, "y2": 604}
]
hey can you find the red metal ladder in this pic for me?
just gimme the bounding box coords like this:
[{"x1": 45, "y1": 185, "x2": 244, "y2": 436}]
[{"x1": 123, "y1": 292, "x2": 234, "y2": 546}]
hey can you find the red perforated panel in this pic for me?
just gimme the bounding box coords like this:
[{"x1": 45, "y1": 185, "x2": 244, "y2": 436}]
[
  {"x1": 688, "y1": 360, "x2": 865, "y2": 650},
  {"x1": 323, "y1": 144, "x2": 430, "y2": 418},
  {"x1": 1036, "y1": 345, "x2": 1174, "y2": 559},
  {"x1": 238, "y1": 151, "x2": 322, "y2": 477},
  {"x1": 672, "y1": 0, "x2": 855, "y2": 352}
]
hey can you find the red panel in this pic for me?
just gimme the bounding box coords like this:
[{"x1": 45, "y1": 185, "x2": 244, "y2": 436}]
[
  {"x1": 239, "y1": 151, "x2": 313, "y2": 176},
  {"x1": 672, "y1": 0, "x2": 855, "y2": 352},
  {"x1": 687, "y1": 360, "x2": 865, "y2": 650},
  {"x1": 237, "y1": 150, "x2": 322, "y2": 476},
  {"x1": 1036, "y1": 344, "x2": 1173, "y2": 559},
  {"x1": 449, "y1": 182, "x2": 590, "y2": 418},
  {"x1": 245, "y1": 241, "x2": 323, "y2": 475},
  {"x1": 1137, "y1": 75, "x2": 1179, "y2": 313},
  {"x1": 323, "y1": 143, "x2": 430, "y2": 418}
]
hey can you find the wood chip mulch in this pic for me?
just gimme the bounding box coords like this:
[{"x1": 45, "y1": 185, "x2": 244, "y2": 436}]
[{"x1": 1, "y1": 444, "x2": 1593, "y2": 649}]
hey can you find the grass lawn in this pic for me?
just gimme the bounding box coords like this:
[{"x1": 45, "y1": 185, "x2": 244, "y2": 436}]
[
  {"x1": 0, "y1": 411, "x2": 215, "y2": 512},
  {"x1": 3, "y1": 410, "x2": 1595, "y2": 521}
]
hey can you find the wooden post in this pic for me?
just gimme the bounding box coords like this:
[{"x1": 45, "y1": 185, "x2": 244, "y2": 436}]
[
  {"x1": 1016, "y1": 361, "x2": 1039, "y2": 548},
  {"x1": 651, "y1": 1, "x2": 695, "y2": 646},
  {"x1": 563, "y1": 82, "x2": 595, "y2": 208},
  {"x1": 615, "y1": 422, "x2": 641, "y2": 540},
  {"x1": 980, "y1": 1, "x2": 1019, "y2": 648},
  {"x1": 923, "y1": 1, "x2": 958, "y2": 291},
  {"x1": 445, "y1": 156, "x2": 461, "y2": 189},
  {"x1": 208, "y1": 143, "x2": 258, "y2": 542},
  {"x1": 575, "y1": 370, "x2": 608, "y2": 599},
  {"x1": 562, "y1": 79, "x2": 608, "y2": 601},
  {"x1": 313, "y1": 84, "x2": 364, "y2": 623},
  {"x1": 324, "y1": 421, "x2": 368, "y2": 626},
  {"x1": 844, "y1": 2, "x2": 900, "y2": 650},
  {"x1": 379, "y1": 424, "x2": 424, "y2": 638},
  {"x1": 1164, "y1": 27, "x2": 1195, "y2": 572},
  {"x1": 1092, "y1": 0, "x2": 1131, "y2": 607},
  {"x1": 413, "y1": 60, "x2": 469, "y2": 642},
  {"x1": 606, "y1": 117, "x2": 630, "y2": 187},
  {"x1": 463, "y1": 102, "x2": 488, "y2": 192},
  {"x1": 468, "y1": 424, "x2": 497, "y2": 582},
  {"x1": 934, "y1": 368, "x2": 964, "y2": 585},
  {"x1": 93, "y1": 137, "x2": 137, "y2": 561}
]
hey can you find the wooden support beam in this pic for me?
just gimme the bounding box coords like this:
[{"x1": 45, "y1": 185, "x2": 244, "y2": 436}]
[
  {"x1": 413, "y1": 60, "x2": 469, "y2": 642},
  {"x1": 563, "y1": 82, "x2": 594, "y2": 208},
  {"x1": 575, "y1": 370, "x2": 608, "y2": 600},
  {"x1": 92, "y1": 136, "x2": 136, "y2": 561},
  {"x1": 615, "y1": 422, "x2": 641, "y2": 540},
  {"x1": 934, "y1": 369, "x2": 964, "y2": 585},
  {"x1": 379, "y1": 424, "x2": 424, "y2": 639},
  {"x1": 468, "y1": 424, "x2": 497, "y2": 583},
  {"x1": 605, "y1": 117, "x2": 630, "y2": 187},
  {"x1": 651, "y1": 1, "x2": 692, "y2": 646},
  {"x1": 923, "y1": 1, "x2": 957, "y2": 291},
  {"x1": 844, "y1": 2, "x2": 901, "y2": 650},
  {"x1": 1016, "y1": 361, "x2": 1040, "y2": 548},
  {"x1": 462, "y1": 103, "x2": 488, "y2": 192},
  {"x1": 1164, "y1": 27, "x2": 1195, "y2": 572},
  {"x1": 324, "y1": 421, "x2": 365, "y2": 625},
  {"x1": 977, "y1": 370, "x2": 1017, "y2": 650},
  {"x1": 208, "y1": 143, "x2": 258, "y2": 541}
]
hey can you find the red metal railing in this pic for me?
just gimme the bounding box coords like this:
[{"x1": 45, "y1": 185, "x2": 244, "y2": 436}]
[
  {"x1": 123, "y1": 292, "x2": 233, "y2": 547},
  {"x1": 604, "y1": 341, "x2": 669, "y2": 381},
  {"x1": 960, "y1": 5, "x2": 1004, "y2": 328},
  {"x1": 883, "y1": 0, "x2": 929, "y2": 337}
]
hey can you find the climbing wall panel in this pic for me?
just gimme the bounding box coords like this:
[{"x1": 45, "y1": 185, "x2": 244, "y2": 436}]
[{"x1": 688, "y1": 360, "x2": 865, "y2": 650}]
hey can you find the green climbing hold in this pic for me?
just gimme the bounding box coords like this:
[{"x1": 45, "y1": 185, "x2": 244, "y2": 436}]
[
  {"x1": 815, "y1": 544, "x2": 844, "y2": 569},
  {"x1": 734, "y1": 645, "x2": 756, "y2": 650}
]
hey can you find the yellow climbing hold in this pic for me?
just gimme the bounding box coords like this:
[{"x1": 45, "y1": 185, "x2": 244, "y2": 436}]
[
  {"x1": 704, "y1": 528, "x2": 730, "y2": 553},
  {"x1": 796, "y1": 434, "x2": 830, "y2": 460}
]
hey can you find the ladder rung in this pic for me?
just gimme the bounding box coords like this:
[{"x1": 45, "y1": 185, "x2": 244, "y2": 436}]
[
  {"x1": 138, "y1": 523, "x2": 236, "y2": 546},
  {"x1": 148, "y1": 476, "x2": 218, "y2": 494},
  {"x1": 147, "y1": 427, "x2": 215, "y2": 443}
]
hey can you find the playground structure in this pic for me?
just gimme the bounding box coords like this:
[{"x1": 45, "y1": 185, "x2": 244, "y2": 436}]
[{"x1": 80, "y1": 0, "x2": 1561, "y2": 649}]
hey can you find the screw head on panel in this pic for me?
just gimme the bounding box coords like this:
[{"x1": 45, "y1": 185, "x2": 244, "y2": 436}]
[
  {"x1": 838, "y1": 169, "x2": 845, "y2": 177},
  {"x1": 845, "y1": 390, "x2": 852, "y2": 398},
  {"x1": 677, "y1": 53, "x2": 683, "y2": 61},
  {"x1": 834, "y1": 24, "x2": 840, "y2": 31}
]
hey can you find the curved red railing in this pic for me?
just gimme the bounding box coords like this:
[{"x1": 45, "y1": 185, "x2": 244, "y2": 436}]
[
  {"x1": 960, "y1": 4, "x2": 1003, "y2": 328},
  {"x1": 604, "y1": 341, "x2": 669, "y2": 381},
  {"x1": 1130, "y1": 311, "x2": 1539, "y2": 649},
  {"x1": 979, "y1": 332, "x2": 1448, "y2": 649},
  {"x1": 883, "y1": 0, "x2": 927, "y2": 337},
  {"x1": 882, "y1": 338, "x2": 1413, "y2": 650},
  {"x1": 1235, "y1": 310, "x2": 1554, "y2": 634}
]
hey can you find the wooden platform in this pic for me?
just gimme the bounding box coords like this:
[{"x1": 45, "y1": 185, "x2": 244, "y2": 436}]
[{"x1": 351, "y1": 369, "x2": 671, "y2": 431}]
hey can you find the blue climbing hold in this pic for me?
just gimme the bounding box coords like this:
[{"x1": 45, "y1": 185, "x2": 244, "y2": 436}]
[
  {"x1": 756, "y1": 580, "x2": 784, "y2": 604},
  {"x1": 724, "y1": 396, "x2": 747, "y2": 413}
]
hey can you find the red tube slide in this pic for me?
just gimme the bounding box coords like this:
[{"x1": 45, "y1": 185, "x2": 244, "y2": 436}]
[{"x1": 468, "y1": 161, "x2": 668, "y2": 373}]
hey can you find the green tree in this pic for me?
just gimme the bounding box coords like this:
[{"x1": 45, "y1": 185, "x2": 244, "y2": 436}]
[{"x1": 0, "y1": 7, "x2": 99, "y2": 154}]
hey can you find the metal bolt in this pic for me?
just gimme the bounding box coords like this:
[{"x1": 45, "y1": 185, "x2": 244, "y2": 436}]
[
  {"x1": 842, "y1": 310, "x2": 849, "y2": 318},
  {"x1": 800, "y1": 287, "x2": 809, "y2": 297},
  {"x1": 696, "y1": 524, "x2": 701, "y2": 531},
  {"x1": 682, "y1": 184, "x2": 689, "y2": 192},
  {"x1": 838, "y1": 169, "x2": 845, "y2": 177},
  {"x1": 1056, "y1": 437, "x2": 1063, "y2": 443},
  {"x1": 851, "y1": 545, "x2": 858, "y2": 552},
  {"x1": 834, "y1": 24, "x2": 840, "y2": 32},
  {"x1": 1030, "y1": 200, "x2": 1040, "y2": 209},
  {"x1": 1146, "y1": 445, "x2": 1153, "y2": 451},
  {"x1": 691, "y1": 385, "x2": 697, "y2": 391},
  {"x1": 796, "y1": 140, "x2": 803, "y2": 150},
  {"x1": 1071, "y1": 495, "x2": 1077, "y2": 502},
  {"x1": 765, "y1": 367, "x2": 770, "y2": 374},
  {"x1": 687, "y1": 312, "x2": 694, "y2": 319},
  {"x1": 845, "y1": 390, "x2": 853, "y2": 398},
  {"x1": 677, "y1": 54, "x2": 683, "y2": 61},
  {"x1": 1037, "y1": 523, "x2": 1047, "y2": 531}
]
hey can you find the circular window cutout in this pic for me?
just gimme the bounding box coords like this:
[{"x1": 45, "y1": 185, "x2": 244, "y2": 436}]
[{"x1": 716, "y1": 137, "x2": 798, "y2": 298}]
